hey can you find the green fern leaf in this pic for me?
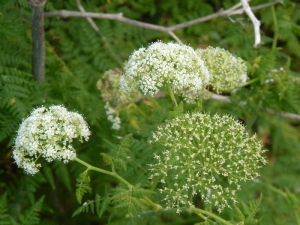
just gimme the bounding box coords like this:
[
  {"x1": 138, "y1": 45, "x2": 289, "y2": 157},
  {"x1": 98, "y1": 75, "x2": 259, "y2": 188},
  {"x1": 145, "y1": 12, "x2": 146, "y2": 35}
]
[
  {"x1": 233, "y1": 204, "x2": 245, "y2": 222},
  {"x1": 98, "y1": 194, "x2": 110, "y2": 218},
  {"x1": 0, "y1": 193, "x2": 11, "y2": 225},
  {"x1": 75, "y1": 170, "x2": 92, "y2": 204},
  {"x1": 22, "y1": 196, "x2": 44, "y2": 225},
  {"x1": 95, "y1": 194, "x2": 102, "y2": 217},
  {"x1": 102, "y1": 134, "x2": 133, "y2": 172},
  {"x1": 42, "y1": 166, "x2": 55, "y2": 190},
  {"x1": 167, "y1": 101, "x2": 184, "y2": 119},
  {"x1": 241, "y1": 202, "x2": 251, "y2": 216},
  {"x1": 53, "y1": 161, "x2": 71, "y2": 191},
  {"x1": 245, "y1": 194, "x2": 263, "y2": 224}
]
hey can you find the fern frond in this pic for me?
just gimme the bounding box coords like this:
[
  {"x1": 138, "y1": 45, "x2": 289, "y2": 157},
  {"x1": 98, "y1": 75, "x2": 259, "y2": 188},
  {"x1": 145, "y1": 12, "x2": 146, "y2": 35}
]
[
  {"x1": 244, "y1": 194, "x2": 263, "y2": 224},
  {"x1": 0, "y1": 193, "x2": 11, "y2": 225},
  {"x1": 109, "y1": 185, "x2": 149, "y2": 219},
  {"x1": 102, "y1": 134, "x2": 133, "y2": 172},
  {"x1": 167, "y1": 101, "x2": 184, "y2": 119},
  {"x1": 75, "y1": 170, "x2": 92, "y2": 204},
  {"x1": 232, "y1": 195, "x2": 263, "y2": 225},
  {"x1": 53, "y1": 161, "x2": 72, "y2": 191},
  {"x1": 72, "y1": 194, "x2": 106, "y2": 218},
  {"x1": 42, "y1": 166, "x2": 56, "y2": 190},
  {"x1": 22, "y1": 196, "x2": 44, "y2": 225},
  {"x1": 233, "y1": 204, "x2": 245, "y2": 222}
]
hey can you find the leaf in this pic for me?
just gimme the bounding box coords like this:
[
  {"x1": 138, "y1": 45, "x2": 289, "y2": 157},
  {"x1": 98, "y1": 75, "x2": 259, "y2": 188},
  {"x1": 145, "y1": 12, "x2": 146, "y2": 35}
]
[
  {"x1": 53, "y1": 161, "x2": 72, "y2": 191},
  {"x1": 245, "y1": 194, "x2": 263, "y2": 224},
  {"x1": 22, "y1": 196, "x2": 44, "y2": 225},
  {"x1": 42, "y1": 166, "x2": 55, "y2": 190},
  {"x1": 233, "y1": 204, "x2": 245, "y2": 222},
  {"x1": 167, "y1": 101, "x2": 184, "y2": 119},
  {"x1": 0, "y1": 193, "x2": 11, "y2": 225},
  {"x1": 75, "y1": 170, "x2": 92, "y2": 204},
  {"x1": 102, "y1": 134, "x2": 133, "y2": 172}
]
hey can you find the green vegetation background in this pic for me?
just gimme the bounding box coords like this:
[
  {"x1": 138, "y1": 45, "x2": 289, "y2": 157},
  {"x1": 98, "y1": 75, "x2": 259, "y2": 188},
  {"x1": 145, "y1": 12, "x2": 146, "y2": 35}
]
[{"x1": 0, "y1": 0, "x2": 300, "y2": 224}]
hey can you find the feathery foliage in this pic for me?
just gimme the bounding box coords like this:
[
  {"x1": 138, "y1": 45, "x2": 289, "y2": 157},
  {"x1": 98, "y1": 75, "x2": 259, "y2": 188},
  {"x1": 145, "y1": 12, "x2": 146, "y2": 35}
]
[
  {"x1": 75, "y1": 170, "x2": 92, "y2": 204},
  {"x1": 0, "y1": 193, "x2": 12, "y2": 225},
  {"x1": 21, "y1": 196, "x2": 44, "y2": 225},
  {"x1": 1, "y1": 0, "x2": 300, "y2": 224}
]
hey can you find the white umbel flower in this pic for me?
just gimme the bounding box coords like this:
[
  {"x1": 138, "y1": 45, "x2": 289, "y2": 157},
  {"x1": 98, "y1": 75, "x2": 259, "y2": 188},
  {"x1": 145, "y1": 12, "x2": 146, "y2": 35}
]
[
  {"x1": 13, "y1": 105, "x2": 91, "y2": 175},
  {"x1": 120, "y1": 42, "x2": 211, "y2": 103}
]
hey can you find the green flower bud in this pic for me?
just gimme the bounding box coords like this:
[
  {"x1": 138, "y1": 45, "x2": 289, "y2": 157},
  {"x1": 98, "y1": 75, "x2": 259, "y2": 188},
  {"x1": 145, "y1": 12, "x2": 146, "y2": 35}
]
[{"x1": 196, "y1": 47, "x2": 248, "y2": 93}]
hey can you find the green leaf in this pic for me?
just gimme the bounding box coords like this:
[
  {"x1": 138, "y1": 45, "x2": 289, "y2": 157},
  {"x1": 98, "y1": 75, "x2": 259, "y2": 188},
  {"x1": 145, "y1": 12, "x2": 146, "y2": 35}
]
[
  {"x1": 0, "y1": 193, "x2": 11, "y2": 225},
  {"x1": 22, "y1": 196, "x2": 44, "y2": 225},
  {"x1": 42, "y1": 166, "x2": 55, "y2": 190},
  {"x1": 75, "y1": 170, "x2": 92, "y2": 204},
  {"x1": 167, "y1": 101, "x2": 184, "y2": 119},
  {"x1": 245, "y1": 194, "x2": 263, "y2": 224},
  {"x1": 234, "y1": 204, "x2": 245, "y2": 222}
]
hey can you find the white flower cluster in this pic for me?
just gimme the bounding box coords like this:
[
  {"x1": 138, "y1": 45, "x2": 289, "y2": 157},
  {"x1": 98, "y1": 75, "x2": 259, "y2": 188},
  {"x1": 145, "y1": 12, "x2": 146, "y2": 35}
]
[
  {"x1": 13, "y1": 105, "x2": 91, "y2": 175},
  {"x1": 104, "y1": 102, "x2": 121, "y2": 130},
  {"x1": 120, "y1": 42, "x2": 211, "y2": 103},
  {"x1": 148, "y1": 113, "x2": 267, "y2": 213},
  {"x1": 196, "y1": 46, "x2": 248, "y2": 93}
]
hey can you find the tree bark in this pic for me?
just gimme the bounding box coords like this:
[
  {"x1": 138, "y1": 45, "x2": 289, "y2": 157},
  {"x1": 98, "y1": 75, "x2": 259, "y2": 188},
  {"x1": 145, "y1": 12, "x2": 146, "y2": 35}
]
[{"x1": 30, "y1": 0, "x2": 47, "y2": 82}]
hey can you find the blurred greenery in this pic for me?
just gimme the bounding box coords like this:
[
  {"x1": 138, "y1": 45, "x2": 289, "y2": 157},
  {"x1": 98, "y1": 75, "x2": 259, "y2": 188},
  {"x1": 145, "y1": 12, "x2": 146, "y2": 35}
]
[{"x1": 0, "y1": 0, "x2": 300, "y2": 224}]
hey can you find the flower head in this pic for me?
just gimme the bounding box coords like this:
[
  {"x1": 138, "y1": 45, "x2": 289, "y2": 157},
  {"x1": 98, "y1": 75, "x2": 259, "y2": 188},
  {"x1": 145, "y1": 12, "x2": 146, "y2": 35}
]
[
  {"x1": 13, "y1": 105, "x2": 91, "y2": 175},
  {"x1": 196, "y1": 47, "x2": 248, "y2": 93},
  {"x1": 120, "y1": 42, "x2": 211, "y2": 103},
  {"x1": 148, "y1": 113, "x2": 267, "y2": 213}
]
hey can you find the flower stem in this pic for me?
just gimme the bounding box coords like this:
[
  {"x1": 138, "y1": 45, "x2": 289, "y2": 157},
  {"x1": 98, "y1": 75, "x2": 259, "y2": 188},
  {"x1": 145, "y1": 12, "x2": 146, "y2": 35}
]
[
  {"x1": 246, "y1": 77, "x2": 259, "y2": 85},
  {"x1": 166, "y1": 83, "x2": 178, "y2": 107},
  {"x1": 190, "y1": 207, "x2": 233, "y2": 225},
  {"x1": 74, "y1": 157, "x2": 133, "y2": 189}
]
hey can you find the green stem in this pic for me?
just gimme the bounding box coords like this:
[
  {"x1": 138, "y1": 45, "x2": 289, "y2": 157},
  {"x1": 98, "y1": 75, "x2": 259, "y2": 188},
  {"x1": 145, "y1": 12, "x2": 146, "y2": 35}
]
[
  {"x1": 271, "y1": 5, "x2": 278, "y2": 50},
  {"x1": 246, "y1": 77, "x2": 259, "y2": 86},
  {"x1": 190, "y1": 207, "x2": 233, "y2": 225},
  {"x1": 74, "y1": 157, "x2": 133, "y2": 189},
  {"x1": 166, "y1": 83, "x2": 178, "y2": 107},
  {"x1": 295, "y1": 210, "x2": 300, "y2": 225}
]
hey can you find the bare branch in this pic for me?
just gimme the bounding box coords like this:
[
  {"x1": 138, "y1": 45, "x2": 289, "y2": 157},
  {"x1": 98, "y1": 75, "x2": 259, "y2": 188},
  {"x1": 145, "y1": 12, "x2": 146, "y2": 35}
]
[
  {"x1": 44, "y1": 1, "x2": 280, "y2": 34},
  {"x1": 133, "y1": 91, "x2": 300, "y2": 121},
  {"x1": 167, "y1": 31, "x2": 183, "y2": 44},
  {"x1": 240, "y1": 0, "x2": 261, "y2": 47},
  {"x1": 209, "y1": 93, "x2": 300, "y2": 121}
]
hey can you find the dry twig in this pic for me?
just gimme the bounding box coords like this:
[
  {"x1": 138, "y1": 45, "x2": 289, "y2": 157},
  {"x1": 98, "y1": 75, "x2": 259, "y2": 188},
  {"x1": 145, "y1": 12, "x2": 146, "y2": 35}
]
[
  {"x1": 240, "y1": 0, "x2": 261, "y2": 47},
  {"x1": 44, "y1": 1, "x2": 280, "y2": 42}
]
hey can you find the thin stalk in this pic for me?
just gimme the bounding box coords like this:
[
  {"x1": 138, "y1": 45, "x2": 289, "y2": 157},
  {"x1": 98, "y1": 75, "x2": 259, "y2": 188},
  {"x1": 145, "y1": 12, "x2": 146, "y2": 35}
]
[
  {"x1": 190, "y1": 207, "x2": 233, "y2": 225},
  {"x1": 74, "y1": 157, "x2": 133, "y2": 189},
  {"x1": 166, "y1": 83, "x2": 178, "y2": 107},
  {"x1": 271, "y1": 5, "x2": 279, "y2": 49},
  {"x1": 295, "y1": 210, "x2": 300, "y2": 225},
  {"x1": 246, "y1": 77, "x2": 259, "y2": 85}
]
